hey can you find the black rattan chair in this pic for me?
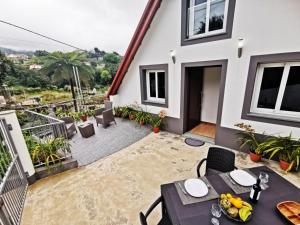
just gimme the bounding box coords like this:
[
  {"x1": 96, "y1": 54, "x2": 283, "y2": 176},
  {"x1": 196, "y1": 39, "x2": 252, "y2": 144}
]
[
  {"x1": 60, "y1": 116, "x2": 77, "y2": 139},
  {"x1": 196, "y1": 147, "x2": 237, "y2": 177},
  {"x1": 140, "y1": 196, "x2": 171, "y2": 225}
]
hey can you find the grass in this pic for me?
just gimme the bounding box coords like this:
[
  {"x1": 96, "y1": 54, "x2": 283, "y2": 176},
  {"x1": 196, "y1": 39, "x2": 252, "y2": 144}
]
[{"x1": 14, "y1": 90, "x2": 72, "y2": 104}]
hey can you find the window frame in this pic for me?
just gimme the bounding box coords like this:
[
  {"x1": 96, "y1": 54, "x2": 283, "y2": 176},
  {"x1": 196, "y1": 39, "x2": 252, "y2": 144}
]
[
  {"x1": 181, "y1": 0, "x2": 236, "y2": 46},
  {"x1": 250, "y1": 62, "x2": 300, "y2": 119},
  {"x1": 139, "y1": 64, "x2": 169, "y2": 108},
  {"x1": 146, "y1": 70, "x2": 166, "y2": 104},
  {"x1": 242, "y1": 53, "x2": 300, "y2": 128},
  {"x1": 188, "y1": 0, "x2": 229, "y2": 39}
]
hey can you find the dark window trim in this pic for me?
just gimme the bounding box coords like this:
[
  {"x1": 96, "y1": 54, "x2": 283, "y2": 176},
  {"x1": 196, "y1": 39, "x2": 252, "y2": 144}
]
[
  {"x1": 180, "y1": 59, "x2": 228, "y2": 133},
  {"x1": 181, "y1": 0, "x2": 236, "y2": 46},
  {"x1": 242, "y1": 52, "x2": 300, "y2": 128},
  {"x1": 139, "y1": 64, "x2": 169, "y2": 108}
]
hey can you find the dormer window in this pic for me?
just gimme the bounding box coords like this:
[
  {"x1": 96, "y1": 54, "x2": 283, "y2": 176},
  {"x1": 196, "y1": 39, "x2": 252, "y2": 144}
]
[
  {"x1": 181, "y1": 0, "x2": 236, "y2": 46},
  {"x1": 188, "y1": 0, "x2": 228, "y2": 38}
]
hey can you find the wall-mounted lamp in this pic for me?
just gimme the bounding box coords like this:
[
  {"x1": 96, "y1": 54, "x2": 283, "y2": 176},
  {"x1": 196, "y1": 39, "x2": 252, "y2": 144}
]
[
  {"x1": 238, "y1": 38, "x2": 244, "y2": 58},
  {"x1": 170, "y1": 50, "x2": 176, "y2": 64}
]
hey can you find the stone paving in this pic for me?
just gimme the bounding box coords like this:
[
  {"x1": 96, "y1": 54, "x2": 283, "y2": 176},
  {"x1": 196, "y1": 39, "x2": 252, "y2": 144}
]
[
  {"x1": 21, "y1": 132, "x2": 300, "y2": 225},
  {"x1": 71, "y1": 118, "x2": 151, "y2": 166}
]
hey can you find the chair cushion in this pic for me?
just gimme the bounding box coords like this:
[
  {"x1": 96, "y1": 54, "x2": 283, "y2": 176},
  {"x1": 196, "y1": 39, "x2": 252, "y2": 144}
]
[{"x1": 66, "y1": 123, "x2": 74, "y2": 129}]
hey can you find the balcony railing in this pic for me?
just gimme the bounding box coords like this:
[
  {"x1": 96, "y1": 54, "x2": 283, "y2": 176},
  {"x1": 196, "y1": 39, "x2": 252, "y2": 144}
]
[{"x1": 21, "y1": 110, "x2": 71, "y2": 168}]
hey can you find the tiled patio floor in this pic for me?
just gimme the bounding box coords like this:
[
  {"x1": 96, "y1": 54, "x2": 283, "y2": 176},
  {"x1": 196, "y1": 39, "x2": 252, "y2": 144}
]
[
  {"x1": 71, "y1": 118, "x2": 150, "y2": 166},
  {"x1": 21, "y1": 132, "x2": 300, "y2": 225}
]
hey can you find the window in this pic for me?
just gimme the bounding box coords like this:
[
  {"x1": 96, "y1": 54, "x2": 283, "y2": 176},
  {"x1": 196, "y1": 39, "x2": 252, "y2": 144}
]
[
  {"x1": 181, "y1": 0, "x2": 235, "y2": 46},
  {"x1": 146, "y1": 70, "x2": 166, "y2": 103},
  {"x1": 251, "y1": 62, "x2": 300, "y2": 118},
  {"x1": 139, "y1": 64, "x2": 168, "y2": 107},
  {"x1": 188, "y1": 0, "x2": 229, "y2": 39}
]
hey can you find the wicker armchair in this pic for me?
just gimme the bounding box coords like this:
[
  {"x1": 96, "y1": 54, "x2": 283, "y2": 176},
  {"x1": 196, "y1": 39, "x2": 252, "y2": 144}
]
[
  {"x1": 139, "y1": 196, "x2": 171, "y2": 225},
  {"x1": 196, "y1": 147, "x2": 237, "y2": 177},
  {"x1": 95, "y1": 108, "x2": 105, "y2": 117},
  {"x1": 94, "y1": 101, "x2": 113, "y2": 117},
  {"x1": 95, "y1": 109, "x2": 116, "y2": 128},
  {"x1": 104, "y1": 101, "x2": 112, "y2": 110},
  {"x1": 60, "y1": 116, "x2": 77, "y2": 139}
]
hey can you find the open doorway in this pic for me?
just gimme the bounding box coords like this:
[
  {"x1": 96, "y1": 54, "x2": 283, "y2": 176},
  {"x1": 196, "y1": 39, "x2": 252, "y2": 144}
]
[{"x1": 183, "y1": 66, "x2": 222, "y2": 140}]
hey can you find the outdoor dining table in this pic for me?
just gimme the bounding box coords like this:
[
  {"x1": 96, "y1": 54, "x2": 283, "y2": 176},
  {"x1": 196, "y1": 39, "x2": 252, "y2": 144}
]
[{"x1": 161, "y1": 166, "x2": 300, "y2": 225}]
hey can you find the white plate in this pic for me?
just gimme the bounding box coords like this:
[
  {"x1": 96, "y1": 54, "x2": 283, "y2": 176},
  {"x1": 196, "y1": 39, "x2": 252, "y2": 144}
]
[
  {"x1": 184, "y1": 179, "x2": 208, "y2": 198},
  {"x1": 229, "y1": 170, "x2": 256, "y2": 187}
]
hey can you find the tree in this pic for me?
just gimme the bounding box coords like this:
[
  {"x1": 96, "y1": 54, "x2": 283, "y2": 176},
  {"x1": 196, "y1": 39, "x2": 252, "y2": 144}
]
[
  {"x1": 0, "y1": 51, "x2": 13, "y2": 86},
  {"x1": 94, "y1": 47, "x2": 105, "y2": 61},
  {"x1": 100, "y1": 69, "x2": 112, "y2": 85},
  {"x1": 41, "y1": 51, "x2": 94, "y2": 111},
  {"x1": 103, "y1": 52, "x2": 121, "y2": 79},
  {"x1": 4, "y1": 63, "x2": 50, "y2": 88},
  {"x1": 34, "y1": 50, "x2": 49, "y2": 57}
]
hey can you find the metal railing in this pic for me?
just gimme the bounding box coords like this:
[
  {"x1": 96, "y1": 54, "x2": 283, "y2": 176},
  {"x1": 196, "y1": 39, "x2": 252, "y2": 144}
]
[
  {"x1": 21, "y1": 110, "x2": 71, "y2": 168},
  {"x1": 31, "y1": 95, "x2": 105, "y2": 113},
  {"x1": 0, "y1": 119, "x2": 28, "y2": 225}
]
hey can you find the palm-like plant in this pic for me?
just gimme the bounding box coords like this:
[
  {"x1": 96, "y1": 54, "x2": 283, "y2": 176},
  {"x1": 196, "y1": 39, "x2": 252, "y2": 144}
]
[
  {"x1": 41, "y1": 51, "x2": 94, "y2": 111},
  {"x1": 262, "y1": 134, "x2": 300, "y2": 171}
]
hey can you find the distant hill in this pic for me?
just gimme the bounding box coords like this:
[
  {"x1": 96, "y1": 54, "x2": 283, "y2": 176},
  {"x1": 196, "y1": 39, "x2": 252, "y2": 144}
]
[{"x1": 0, "y1": 47, "x2": 34, "y2": 56}]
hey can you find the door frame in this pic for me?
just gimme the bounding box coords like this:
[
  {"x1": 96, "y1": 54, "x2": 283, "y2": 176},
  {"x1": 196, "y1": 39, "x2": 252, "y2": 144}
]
[{"x1": 180, "y1": 59, "x2": 228, "y2": 136}]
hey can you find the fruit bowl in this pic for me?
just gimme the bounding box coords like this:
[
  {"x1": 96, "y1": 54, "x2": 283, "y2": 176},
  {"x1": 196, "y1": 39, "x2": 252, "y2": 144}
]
[{"x1": 219, "y1": 193, "x2": 253, "y2": 223}]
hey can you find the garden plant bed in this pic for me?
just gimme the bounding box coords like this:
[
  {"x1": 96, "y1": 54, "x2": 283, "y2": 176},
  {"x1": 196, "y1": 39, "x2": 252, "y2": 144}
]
[{"x1": 34, "y1": 158, "x2": 78, "y2": 180}]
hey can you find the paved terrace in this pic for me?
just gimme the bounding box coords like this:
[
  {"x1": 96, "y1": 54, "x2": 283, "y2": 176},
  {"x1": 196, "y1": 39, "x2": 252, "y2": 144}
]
[
  {"x1": 71, "y1": 118, "x2": 151, "y2": 166},
  {"x1": 21, "y1": 132, "x2": 300, "y2": 225}
]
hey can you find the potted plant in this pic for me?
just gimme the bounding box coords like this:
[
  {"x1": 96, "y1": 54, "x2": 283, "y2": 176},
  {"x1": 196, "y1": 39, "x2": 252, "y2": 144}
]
[
  {"x1": 25, "y1": 135, "x2": 71, "y2": 170},
  {"x1": 114, "y1": 107, "x2": 123, "y2": 117},
  {"x1": 135, "y1": 111, "x2": 149, "y2": 125},
  {"x1": 69, "y1": 111, "x2": 80, "y2": 122},
  {"x1": 121, "y1": 106, "x2": 133, "y2": 119},
  {"x1": 78, "y1": 110, "x2": 88, "y2": 122},
  {"x1": 129, "y1": 110, "x2": 137, "y2": 120},
  {"x1": 150, "y1": 110, "x2": 166, "y2": 133},
  {"x1": 235, "y1": 123, "x2": 264, "y2": 162},
  {"x1": 262, "y1": 134, "x2": 300, "y2": 171}
]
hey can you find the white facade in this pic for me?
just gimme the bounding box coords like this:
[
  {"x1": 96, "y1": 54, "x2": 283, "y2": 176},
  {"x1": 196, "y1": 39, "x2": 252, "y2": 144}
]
[
  {"x1": 201, "y1": 67, "x2": 221, "y2": 124},
  {"x1": 0, "y1": 111, "x2": 35, "y2": 177},
  {"x1": 112, "y1": 0, "x2": 300, "y2": 138}
]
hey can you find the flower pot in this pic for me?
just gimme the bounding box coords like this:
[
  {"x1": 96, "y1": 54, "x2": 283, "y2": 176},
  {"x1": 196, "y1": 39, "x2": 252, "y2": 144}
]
[
  {"x1": 139, "y1": 120, "x2": 145, "y2": 126},
  {"x1": 80, "y1": 115, "x2": 88, "y2": 122},
  {"x1": 153, "y1": 127, "x2": 160, "y2": 133},
  {"x1": 279, "y1": 160, "x2": 291, "y2": 171},
  {"x1": 249, "y1": 152, "x2": 262, "y2": 162}
]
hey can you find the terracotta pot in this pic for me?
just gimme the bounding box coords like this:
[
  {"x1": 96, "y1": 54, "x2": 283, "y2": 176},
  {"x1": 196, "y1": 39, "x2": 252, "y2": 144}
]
[
  {"x1": 80, "y1": 115, "x2": 88, "y2": 122},
  {"x1": 249, "y1": 152, "x2": 262, "y2": 162},
  {"x1": 139, "y1": 121, "x2": 145, "y2": 126},
  {"x1": 279, "y1": 160, "x2": 291, "y2": 171},
  {"x1": 153, "y1": 127, "x2": 160, "y2": 133}
]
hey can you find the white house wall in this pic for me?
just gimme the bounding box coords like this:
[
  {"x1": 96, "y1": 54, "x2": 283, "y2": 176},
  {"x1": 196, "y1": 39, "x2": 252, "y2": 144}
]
[
  {"x1": 116, "y1": 0, "x2": 300, "y2": 137},
  {"x1": 201, "y1": 67, "x2": 221, "y2": 124}
]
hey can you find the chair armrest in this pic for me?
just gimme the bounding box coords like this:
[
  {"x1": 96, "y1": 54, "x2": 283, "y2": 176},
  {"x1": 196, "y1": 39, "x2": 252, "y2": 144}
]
[
  {"x1": 145, "y1": 196, "x2": 162, "y2": 218},
  {"x1": 60, "y1": 116, "x2": 74, "y2": 124},
  {"x1": 103, "y1": 109, "x2": 113, "y2": 121},
  {"x1": 196, "y1": 158, "x2": 207, "y2": 177},
  {"x1": 94, "y1": 108, "x2": 105, "y2": 116}
]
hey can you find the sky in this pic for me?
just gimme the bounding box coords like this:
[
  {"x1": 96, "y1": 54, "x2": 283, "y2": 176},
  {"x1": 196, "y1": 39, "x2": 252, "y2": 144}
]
[{"x1": 0, "y1": 0, "x2": 148, "y2": 54}]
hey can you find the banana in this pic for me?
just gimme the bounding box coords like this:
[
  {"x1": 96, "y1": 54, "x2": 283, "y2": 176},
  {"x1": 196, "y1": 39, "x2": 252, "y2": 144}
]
[
  {"x1": 239, "y1": 207, "x2": 252, "y2": 222},
  {"x1": 242, "y1": 201, "x2": 253, "y2": 211}
]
